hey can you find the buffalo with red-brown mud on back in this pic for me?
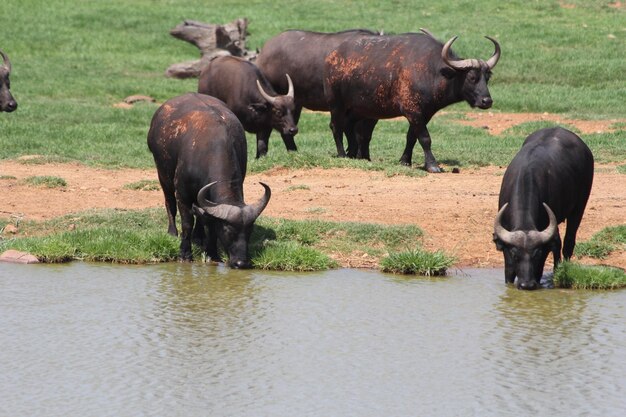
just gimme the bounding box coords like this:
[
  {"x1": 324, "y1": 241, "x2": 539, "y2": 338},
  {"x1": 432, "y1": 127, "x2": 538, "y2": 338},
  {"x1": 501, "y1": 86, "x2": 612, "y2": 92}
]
[
  {"x1": 147, "y1": 93, "x2": 271, "y2": 269},
  {"x1": 323, "y1": 29, "x2": 500, "y2": 172}
]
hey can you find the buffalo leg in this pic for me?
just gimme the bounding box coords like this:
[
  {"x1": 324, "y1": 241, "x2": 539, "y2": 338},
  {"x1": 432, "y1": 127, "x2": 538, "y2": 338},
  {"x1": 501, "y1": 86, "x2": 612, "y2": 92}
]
[
  {"x1": 403, "y1": 123, "x2": 441, "y2": 172},
  {"x1": 255, "y1": 128, "x2": 272, "y2": 158},
  {"x1": 562, "y1": 214, "x2": 584, "y2": 261},
  {"x1": 157, "y1": 171, "x2": 178, "y2": 236},
  {"x1": 177, "y1": 202, "x2": 195, "y2": 261},
  {"x1": 355, "y1": 119, "x2": 378, "y2": 160},
  {"x1": 192, "y1": 215, "x2": 205, "y2": 247},
  {"x1": 329, "y1": 108, "x2": 348, "y2": 157},
  {"x1": 205, "y1": 220, "x2": 222, "y2": 262}
]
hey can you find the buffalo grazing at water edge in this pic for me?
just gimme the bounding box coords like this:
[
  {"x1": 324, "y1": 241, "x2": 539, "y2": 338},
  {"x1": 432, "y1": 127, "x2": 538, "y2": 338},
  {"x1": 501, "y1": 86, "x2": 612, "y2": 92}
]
[
  {"x1": 0, "y1": 50, "x2": 17, "y2": 112},
  {"x1": 323, "y1": 29, "x2": 500, "y2": 171},
  {"x1": 493, "y1": 127, "x2": 594, "y2": 290},
  {"x1": 198, "y1": 55, "x2": 298, "y2": 158},
  {"x1": 147, "y1": 93, "x2": 271, "y2": 269},
  {"x1": 255, "y1": 29, "x2": 381, "y2": 157}
]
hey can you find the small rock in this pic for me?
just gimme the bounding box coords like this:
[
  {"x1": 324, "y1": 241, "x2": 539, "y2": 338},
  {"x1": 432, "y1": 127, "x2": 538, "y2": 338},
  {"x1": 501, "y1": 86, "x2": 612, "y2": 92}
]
[
  {"x1": 0, "y1": 250, "x2": 40, "y2": 264},
  {"x1": 2, "y1": 224, "x2": 18, "y2": 235},
  {"x1": 452, "y1": 167, "x2": 461, "y2": 174}
]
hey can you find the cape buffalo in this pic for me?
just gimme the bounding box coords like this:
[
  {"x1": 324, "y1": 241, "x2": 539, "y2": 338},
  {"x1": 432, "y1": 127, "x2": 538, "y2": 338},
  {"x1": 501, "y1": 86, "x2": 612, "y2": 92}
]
[
  {"x1": 256, "y1": 29, "x2": 379, "y2": 157},
  {"x1": 147, "y1": 93, "x2": 271, "y2": 269},
  {"x1": 198, "y1": 55, "x2": 298, "y2": 158},
  {"x1": 323, "y1": 30, "x2": 500, "y2": 171},
  {"x1": 0, "y1": 50, "x2": 17, "y2": 112},
  {"x1": 493, "y1": 127, "x2": 594, "y2": 290}
]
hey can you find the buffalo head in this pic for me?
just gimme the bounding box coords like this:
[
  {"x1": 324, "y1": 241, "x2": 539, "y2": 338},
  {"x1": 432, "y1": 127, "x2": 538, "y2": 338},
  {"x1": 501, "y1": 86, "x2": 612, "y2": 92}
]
[
  {"x1": 255, "y1": 74, "x2": 298, "y2": 137},
  {"x1": 441, "y1": 36, "x2": 500, "y2": 110},
  {"x1": 493, "y1": 202, "x2": 558, "y2": 290},
  {"x1": 0, "y1": 50, "x2": 17, "y2": 113},
  {"x1": 194, "y1": 181, "x2": 271, "y2": 269}
]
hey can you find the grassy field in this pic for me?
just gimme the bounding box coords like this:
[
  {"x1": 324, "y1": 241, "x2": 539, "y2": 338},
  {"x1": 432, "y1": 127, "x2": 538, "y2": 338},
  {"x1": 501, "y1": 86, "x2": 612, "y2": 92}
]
[
  {"x1": 0, "y1": 0, "x2": 624, "y2": 170},
  {"x1": 1, "y1": 1, "x2": 624, "y2": 274}
]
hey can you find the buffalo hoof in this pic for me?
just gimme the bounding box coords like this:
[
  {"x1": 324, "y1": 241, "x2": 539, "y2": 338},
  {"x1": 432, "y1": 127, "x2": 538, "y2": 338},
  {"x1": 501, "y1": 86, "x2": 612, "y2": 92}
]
[
  {"x1": 425, "y1": 165, "x2": 443, "y2": 173},
  {"x1": 399, "y1": 159, "x2": 411, "y2": 167}
]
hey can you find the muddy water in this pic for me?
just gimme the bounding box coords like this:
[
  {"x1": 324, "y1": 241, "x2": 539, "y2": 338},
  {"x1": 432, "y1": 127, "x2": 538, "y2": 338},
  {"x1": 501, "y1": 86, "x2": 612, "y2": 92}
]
[{"x1": 1, "y1": 263, "x2": 624, "y2": 417}]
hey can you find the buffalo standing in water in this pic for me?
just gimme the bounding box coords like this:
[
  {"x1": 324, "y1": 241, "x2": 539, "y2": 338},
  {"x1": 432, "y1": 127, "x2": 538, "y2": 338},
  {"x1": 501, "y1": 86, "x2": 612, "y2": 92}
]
[
  {"x1": 494, "y1": 127, "x2": 594, "y2": 290},
  {"x1": 0, "y1": 50, "x2": 17, "y2": 112},
  {"x1": 147, "y1": 93, "x2": 271, "y2": 269}
]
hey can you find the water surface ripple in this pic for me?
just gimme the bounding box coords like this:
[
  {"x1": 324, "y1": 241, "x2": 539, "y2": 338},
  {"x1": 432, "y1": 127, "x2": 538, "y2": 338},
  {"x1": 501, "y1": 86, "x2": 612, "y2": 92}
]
[{"x1": 1, "y1": 263, "x2": 624, "y2": 416}]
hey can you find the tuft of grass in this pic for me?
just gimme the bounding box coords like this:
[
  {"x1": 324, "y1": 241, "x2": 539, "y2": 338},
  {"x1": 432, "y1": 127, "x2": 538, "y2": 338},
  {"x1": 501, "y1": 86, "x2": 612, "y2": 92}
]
[
  {"x1": 0, "y1": 175, "x2": 17, "y2": 180},
  {"x1": 253, "y1": 241, "x2": 338, "y2": 271},
  {"x1": 617, "y1": 164, "x2": 626, "y2": 175},
  {"x1": 380, "y1": 248, "x2": 455, "y2": 276},
  {"x1": 285, "y1": 184, "x2": 310, "y2": 192},
  {"x1": 575, "y1": 225, "x2": 626, "y2": 259},
  {"x1": 554, "y1": 261, "x2": 626, "y2": 290},
  {"x1": 23, "y1": 176, "x2": 67, "y2": 188},
  {"x1": 1, "y1": 209, "x2": 430, "y2": 271},
  {"x1": 123, "y1": 179, "x2": 160, "y2": 191}
]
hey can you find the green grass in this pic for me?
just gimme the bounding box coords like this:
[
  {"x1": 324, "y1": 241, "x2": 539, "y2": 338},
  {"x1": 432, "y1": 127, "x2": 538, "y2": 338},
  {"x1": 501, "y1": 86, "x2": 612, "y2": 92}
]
[
  {"x1": 123, "y1": 179, "x2": 161, "y2": 191},
  {"x1": 0, "y1": 208, "x2": 433, "y2": 271},
  {"x1": 380, "y1": 249, "x2": 456, "y2": 276},
  {"x1": 23, "y1": 175, "x2": 67, "y2": 188},
  {"x1": 575, "y1": 225, "x2": 626, "y2": 259},
  {"x1": 554, "y1": 261, "x2": 626, "y2": 290},
  {"x1": 0, "y1": 0, "x2": 624, "y2": 171}
]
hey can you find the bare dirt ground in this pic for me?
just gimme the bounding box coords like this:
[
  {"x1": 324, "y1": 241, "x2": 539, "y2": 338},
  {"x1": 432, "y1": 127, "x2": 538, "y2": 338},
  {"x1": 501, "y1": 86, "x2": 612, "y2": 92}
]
[{"x1": 1, "y1": 112, "x2": 625, "y2": 270}]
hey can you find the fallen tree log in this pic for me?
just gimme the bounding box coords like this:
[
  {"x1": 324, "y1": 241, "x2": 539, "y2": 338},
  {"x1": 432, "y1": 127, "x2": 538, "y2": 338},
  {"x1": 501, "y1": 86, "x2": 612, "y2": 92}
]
[{"x1": 165, "y1": 18, "x2": 256, "y2": 79}]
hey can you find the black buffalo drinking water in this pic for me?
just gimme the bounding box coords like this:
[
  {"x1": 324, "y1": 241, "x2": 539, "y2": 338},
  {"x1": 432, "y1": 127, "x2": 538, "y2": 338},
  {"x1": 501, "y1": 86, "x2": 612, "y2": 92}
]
[
  {"x1": 0, "y1": 49, "x2": 17, "y2": 112},
  {"x1": 493, "y1": 127, "x2": 594, "y2": 290},
  {"x1": 147, "y1": 93, "x2": 271, "y2": 269}
]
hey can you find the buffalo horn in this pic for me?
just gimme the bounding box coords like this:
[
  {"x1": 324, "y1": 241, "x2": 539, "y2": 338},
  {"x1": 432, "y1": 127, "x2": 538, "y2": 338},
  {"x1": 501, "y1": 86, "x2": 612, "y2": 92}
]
[
  {"x1": 286, "y1": 74, "x2": 294, "y2": 99},
  {"x1": 242, "y1": 182, "x2": 272, "y2": 224},
  {"x1": 442, "y1": 36, "x2": 480, "y2": 71},
  {"x1": 256, "y1": 80, "x2": 278, "y2": 105},
  {"x1": 197, "y1": 181, "x2": 244, "y2": 224},
  {"x1": 494, "y1": 202, "x2": 558, "y2": 247},
  {"x1": 493, "y1": 203, "x2": 525, "y2": 246},
  {"x1": 196, "y1": 181, "x2": 271, "y2": 225},
  {"x1": 419, "y1": 28, "x2": 436, "y2": 39},
  {"x1": 529, "y1": 203, "x2": 558, "y2": 245},
  {"x1": 0, "y1": 49, "x2": 11, "y2": 72},
  {"x1": 485, "y1": 36, "x2": 501, "y2": 69}
]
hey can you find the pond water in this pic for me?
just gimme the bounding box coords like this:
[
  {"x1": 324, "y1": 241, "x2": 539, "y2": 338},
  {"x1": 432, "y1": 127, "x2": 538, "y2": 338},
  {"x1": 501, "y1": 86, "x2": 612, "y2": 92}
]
[{"x1": 1, "y1": 262, "x2": 625, "y2": 417}]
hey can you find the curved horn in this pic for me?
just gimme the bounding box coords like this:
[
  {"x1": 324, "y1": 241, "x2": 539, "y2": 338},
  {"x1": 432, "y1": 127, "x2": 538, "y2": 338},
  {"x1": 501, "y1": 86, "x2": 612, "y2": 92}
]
[
  {"x1": 484, "y1": 36, "x2": 501, "y2": 69},
  {"x1": 285, "y1": 73, "x2": 294, "y2": 99},
  {"x1": 197, "y1": 181, "x2": 244, "y2": 224},
  {"x1": 442, "y1": 36, "x2": 480, "y2": 71},
  {"x1": 0, "y1": 50, "x2": 11, "y2": 72},
  {"x1": 243, "y1": 182, "x2": 272, "y2": 224},
  {"x1": 197, "y1": 181, "x2": 218, "y2": 207},
  {"x1": 256, "y1": 79, "x2": 277, "y2": 105},
  {"x1": 533, "y1": 203, "x2": 558, "y2": 244},
  {"x1": 419, "y1": 28, "x2": 436, "y2": 39},
  {"x1": 494, "y1": 203, "x2": 525, "y2": 246}
]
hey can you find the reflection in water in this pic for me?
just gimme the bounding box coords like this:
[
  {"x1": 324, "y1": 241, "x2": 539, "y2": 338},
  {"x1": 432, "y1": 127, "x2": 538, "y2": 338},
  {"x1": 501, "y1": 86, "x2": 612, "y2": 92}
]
[{"x1": 1, "y1": 263, "x2": 625, "y2": 417}]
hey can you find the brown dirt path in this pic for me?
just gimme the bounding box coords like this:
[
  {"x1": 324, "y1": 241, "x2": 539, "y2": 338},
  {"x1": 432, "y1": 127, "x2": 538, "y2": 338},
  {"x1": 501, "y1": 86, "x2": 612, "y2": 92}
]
[{"x1": 1, "y1": 160, "x2": 624, "y2": 269}]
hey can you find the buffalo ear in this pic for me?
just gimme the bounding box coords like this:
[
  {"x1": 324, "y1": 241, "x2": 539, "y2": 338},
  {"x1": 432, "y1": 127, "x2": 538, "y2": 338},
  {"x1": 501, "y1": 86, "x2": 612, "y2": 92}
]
[
  {"x1": 493, "y1": 234, "x2": 504, "y2": 251},
  {"x1": 192, "y1": 204, "x2": 207, "y2": 217},
  {"x1": 249, "y1": 102, "x2": 270, "y2": 113},
  {"x1": 440, "y1": 66, "x2": 457, "y2": 79}
]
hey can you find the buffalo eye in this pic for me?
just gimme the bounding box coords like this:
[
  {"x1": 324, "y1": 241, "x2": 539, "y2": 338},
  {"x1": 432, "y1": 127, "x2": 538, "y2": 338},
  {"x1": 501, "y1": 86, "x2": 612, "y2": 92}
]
[{"x1": 509, "y1": 247, "x2": 520, "y2": 261}]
